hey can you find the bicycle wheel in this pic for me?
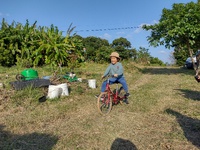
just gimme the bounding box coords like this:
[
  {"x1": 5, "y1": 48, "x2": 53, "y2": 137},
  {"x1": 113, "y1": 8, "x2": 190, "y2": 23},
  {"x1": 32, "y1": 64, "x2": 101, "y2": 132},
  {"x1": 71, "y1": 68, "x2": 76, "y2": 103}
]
[
  {"x1": 97, "y1": 92, "x2": 112, "y2": 115},
  {"x1": 16, "y1": 74, "x2": 25, "y2": 81}
]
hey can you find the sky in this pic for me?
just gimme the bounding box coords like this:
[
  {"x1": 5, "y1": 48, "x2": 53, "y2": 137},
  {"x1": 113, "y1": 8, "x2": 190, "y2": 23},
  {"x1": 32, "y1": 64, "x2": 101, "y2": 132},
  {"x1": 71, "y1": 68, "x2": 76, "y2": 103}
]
[{"x1": 0, "y1": 0, "x2": 197, "y2": 63}]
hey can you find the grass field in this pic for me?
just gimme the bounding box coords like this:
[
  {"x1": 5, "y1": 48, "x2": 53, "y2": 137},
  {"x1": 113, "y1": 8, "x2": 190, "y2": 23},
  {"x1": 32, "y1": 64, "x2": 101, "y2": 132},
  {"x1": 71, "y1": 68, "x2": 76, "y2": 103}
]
[{"x1": 0, "y1": 62, "x2": 200, "y2": 150}]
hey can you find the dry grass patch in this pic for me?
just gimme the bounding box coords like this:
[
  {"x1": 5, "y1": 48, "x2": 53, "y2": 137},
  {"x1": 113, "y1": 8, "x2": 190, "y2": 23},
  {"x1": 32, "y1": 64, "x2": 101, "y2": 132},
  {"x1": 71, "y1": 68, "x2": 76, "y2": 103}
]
[{"x1": 0, "y1": 63, "x2": 200, "y2": 149}]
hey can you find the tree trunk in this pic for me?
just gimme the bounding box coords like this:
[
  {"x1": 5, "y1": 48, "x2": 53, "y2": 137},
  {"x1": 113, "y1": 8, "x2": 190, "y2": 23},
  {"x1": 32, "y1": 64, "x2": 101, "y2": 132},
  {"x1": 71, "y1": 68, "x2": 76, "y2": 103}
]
[{"x1": 187, "y1": 40, "x2": 197, "y2": 73}]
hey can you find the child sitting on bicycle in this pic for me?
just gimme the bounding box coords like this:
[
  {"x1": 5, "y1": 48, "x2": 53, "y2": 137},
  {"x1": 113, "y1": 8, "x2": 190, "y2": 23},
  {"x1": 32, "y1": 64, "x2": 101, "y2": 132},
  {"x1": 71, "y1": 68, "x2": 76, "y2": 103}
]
[{"x1": 97, "y1": 52, "x2": 130, "y2": 104}]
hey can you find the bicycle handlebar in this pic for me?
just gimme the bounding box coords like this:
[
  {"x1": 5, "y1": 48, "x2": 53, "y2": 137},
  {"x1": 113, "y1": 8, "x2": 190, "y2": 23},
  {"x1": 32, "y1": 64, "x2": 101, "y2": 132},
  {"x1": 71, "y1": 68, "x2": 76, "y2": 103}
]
[
  {"x1": 102, "y1": 74, "x2": 122, "y2": 79},
  {"x1": 102, "y1": 75, "x2": 114, "y2": 79}
]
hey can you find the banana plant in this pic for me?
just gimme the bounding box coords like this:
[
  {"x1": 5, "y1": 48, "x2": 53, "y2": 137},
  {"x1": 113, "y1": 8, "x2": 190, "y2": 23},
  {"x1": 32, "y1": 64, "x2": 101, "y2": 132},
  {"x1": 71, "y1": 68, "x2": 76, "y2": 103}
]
[
  {"x1": 0, "y1": 19, "x2": 19, "y2": 66},
  {"x1": 33, "y1": 25, "x2": 68, "y2": 69},
  {"x1": 33, "y1": 24, "x2": 83, "y2": 70}
]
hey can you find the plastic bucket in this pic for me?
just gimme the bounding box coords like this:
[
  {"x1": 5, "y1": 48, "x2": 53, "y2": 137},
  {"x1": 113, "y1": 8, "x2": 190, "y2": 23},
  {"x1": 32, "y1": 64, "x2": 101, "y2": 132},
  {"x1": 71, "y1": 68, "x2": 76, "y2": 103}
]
[
  {"x1": 47, "y1": 85, "x2": 62, "y2": 99},
  {"x1": 57, "y1": 83, "x2": 69, "y2": 96},
  {"x1": 21, "y1": 69, "x2": 38, "y2": 80},
  {"x1": 88, "y1": 79, "x2": 96, "y2": 88}
]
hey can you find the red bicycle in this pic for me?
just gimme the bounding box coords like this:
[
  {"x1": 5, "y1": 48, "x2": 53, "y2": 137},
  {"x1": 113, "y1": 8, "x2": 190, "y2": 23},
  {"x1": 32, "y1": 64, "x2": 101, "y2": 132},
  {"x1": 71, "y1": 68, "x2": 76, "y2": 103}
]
[{"x1": 97, "y1": 77, "x2": 128, "y2": 115}]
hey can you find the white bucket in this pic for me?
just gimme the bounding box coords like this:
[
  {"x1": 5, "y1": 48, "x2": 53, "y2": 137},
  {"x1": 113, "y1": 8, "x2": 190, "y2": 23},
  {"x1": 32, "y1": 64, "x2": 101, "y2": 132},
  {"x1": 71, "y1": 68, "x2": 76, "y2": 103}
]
[
  {"x1": 47, "y1": 85, "x2": 62, "y2": 99},
  {"x1": 57, "y1": 83, "x2": 69, "y2": 96},
  {"x1": 88, "y1": 79, "x2": 96, "y2": 88}
]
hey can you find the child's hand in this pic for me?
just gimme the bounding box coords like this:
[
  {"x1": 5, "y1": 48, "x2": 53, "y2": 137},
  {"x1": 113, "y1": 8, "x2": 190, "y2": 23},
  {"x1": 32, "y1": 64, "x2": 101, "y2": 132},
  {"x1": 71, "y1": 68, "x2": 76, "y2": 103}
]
[
  {"x1": 101, "y1": 75, "x2": 105, "y2": 79},
  {"x1": 114, "y1": 74, "x2": 118, "y2": 77}
]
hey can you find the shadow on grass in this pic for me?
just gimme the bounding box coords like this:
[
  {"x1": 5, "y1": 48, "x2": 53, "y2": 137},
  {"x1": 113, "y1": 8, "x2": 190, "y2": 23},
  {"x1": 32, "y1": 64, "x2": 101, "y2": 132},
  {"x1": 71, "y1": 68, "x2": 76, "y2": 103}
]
[
  {"x1": 110, "y1": 138, "x2": 138, "y2": 150},
  {"x1": 165, "y1": 109, "x2": 200, "y2": 149},
  {"x1": 136, "y1": 66, "x2": 195, "y2": 75},
  {"x1": 0, "y1": 124, "x2": 58, "y2": 150},
  {"x1": 175, "y1": 89, "x2": 200, "y2": 101}
]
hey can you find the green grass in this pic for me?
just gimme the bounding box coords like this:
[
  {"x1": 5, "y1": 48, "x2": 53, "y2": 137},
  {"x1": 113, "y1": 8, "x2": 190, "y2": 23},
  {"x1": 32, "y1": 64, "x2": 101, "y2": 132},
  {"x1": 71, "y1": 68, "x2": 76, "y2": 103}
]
[{"x1": 0, "y1": 62, "x2": 200, "y2": 150}]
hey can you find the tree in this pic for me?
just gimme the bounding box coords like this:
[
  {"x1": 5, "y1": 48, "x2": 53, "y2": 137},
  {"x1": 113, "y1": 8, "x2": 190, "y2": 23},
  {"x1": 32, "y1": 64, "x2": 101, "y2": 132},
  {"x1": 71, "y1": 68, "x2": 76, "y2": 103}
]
[
  {"x1": 150, "y1": 57, "x2": 165, "y2": 66},
  {"x1": 136, "y1": 47, "x2": 151, "y2": 65},
  {"x1": 83, "y1": 36, "x2": 109, "y2": 62},
  {"x1": 95, "y1": 46, "x2": 114, "y2": 63},
  {"x1": 111, "y1": 37, "x2": 133, "y2": 60},
  {"x1": 111, "y1": 37, "x2": 131, "y2": 48},
  {"x1": 173, "y1": 46, "x2": 189, "y2": 66},
  {"x1": 143, "y1": 1, "x2": 200, "y2": 68}
]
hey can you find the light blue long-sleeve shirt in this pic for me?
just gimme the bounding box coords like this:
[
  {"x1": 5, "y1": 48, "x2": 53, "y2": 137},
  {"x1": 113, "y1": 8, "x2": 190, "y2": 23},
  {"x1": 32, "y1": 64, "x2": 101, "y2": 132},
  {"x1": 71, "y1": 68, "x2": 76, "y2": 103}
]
[{"x1": 103, "y1": 62, "x2": 124, "y2": 77}]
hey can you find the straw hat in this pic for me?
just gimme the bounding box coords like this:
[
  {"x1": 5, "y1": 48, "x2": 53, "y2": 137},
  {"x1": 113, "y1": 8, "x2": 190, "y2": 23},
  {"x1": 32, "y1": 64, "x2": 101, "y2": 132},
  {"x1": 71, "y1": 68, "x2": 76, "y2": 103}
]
[{"x1": 110, "y1": 52, "x2": 120, "y2": 59}]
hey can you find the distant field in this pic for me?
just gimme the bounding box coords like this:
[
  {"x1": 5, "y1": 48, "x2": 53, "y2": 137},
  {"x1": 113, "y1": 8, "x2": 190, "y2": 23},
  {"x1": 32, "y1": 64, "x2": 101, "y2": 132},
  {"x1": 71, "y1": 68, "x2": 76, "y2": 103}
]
[{"x1": 0, "y1": 62, "x2": 200, "y2": 150}]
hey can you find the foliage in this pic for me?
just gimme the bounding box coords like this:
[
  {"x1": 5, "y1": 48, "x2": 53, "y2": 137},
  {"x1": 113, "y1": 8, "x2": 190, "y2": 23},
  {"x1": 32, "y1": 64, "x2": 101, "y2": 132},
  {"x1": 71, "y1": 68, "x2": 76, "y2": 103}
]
[
  {"x1": 66, "y1": 36, "x2": 84, "y2": 70},
  {"x1": 135, "y1": 47, "x2": 151, "y2": 64},
  {"x1": 111, "y1": 37, "x2": 131, "y2": 48},
  {"x1": 82, "y1": 36, "x2": 110, "y2": 62},
  {"x1": 173, "y1": 46, "x2": 189, "y2": 66},
  {"x1": 33, "y1": 24, "x2": 83, "y2": 69},
  {"x1": 129, "y1": 48, "x2": 137, "y2": 60},
  {"x1": 143, "y1": 1, "x2": 200, "y2": 66},
  {"x1": 0, "y1": 18, "x2": 164, "y2": 67},
  {"x1": 82, "y1": 36, "x2": 137, "y2": 63},
  {"x1": 134, "y1": 47, "x2": 164, "y2": 66},
  {"x1": 0, "y1": 19, "x2": 84, "y2": 68},
  {"x1": 95, "y1": 46, "x2": 114, "y2": 63},
  {"x1": 150, "y1": 57, "x2": 165, "y2": 66},
  {"x1": 0, "y1": 19, "x2": 19, "y2": 66},
  {"x1": 111, "y1": 37, "x2": 134, "y2": 60}
]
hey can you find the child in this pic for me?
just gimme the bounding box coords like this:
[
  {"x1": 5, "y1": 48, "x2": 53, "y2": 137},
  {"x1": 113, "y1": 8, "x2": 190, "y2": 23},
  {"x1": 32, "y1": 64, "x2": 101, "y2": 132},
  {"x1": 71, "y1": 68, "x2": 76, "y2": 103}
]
[{"x1": 97, "y1": 52, "x2": 130, "y2": 104}]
